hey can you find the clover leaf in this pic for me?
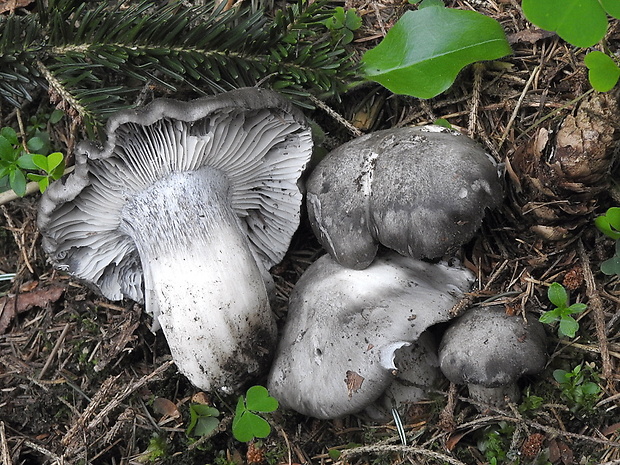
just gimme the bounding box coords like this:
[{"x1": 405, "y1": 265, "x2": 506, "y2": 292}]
[{"x1": 232, "y1": 385, "x2": 278, "y2": 442}]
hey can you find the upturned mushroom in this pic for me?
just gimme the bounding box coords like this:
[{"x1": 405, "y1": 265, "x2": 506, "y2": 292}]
[
  {"x1": 267, "y1": 251, "x2": 474, "y2": 419},
  {"x1": 438, "y1": 305, "x2": 547, "y2": 407},
  {"x1": 38, "y1": 88, "x2": 313, "y2": 393},
  {"x1": 306, "y1": 126, "x2": 504, "y2": 269}
]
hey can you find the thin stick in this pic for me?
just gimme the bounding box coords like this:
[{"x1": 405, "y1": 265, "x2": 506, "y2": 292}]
[
  {"x1": 38, "y1": 322, "x2": 71, "y2": 380},
  {"x1": 0, "y1": 421, "x2": 11, "y2": 465},
  {"x1": 339, "y1": 444, "x2": 467, "y2": 465},
  {"x1": 308, "y1": 94, "x2": 362, "y2": 137},
  {"x1": 578, "y1": 240, "x2": 614, "y2": 390},
  {"x1": 498, "y1": 65, "x2": 539, "y2": 151}
]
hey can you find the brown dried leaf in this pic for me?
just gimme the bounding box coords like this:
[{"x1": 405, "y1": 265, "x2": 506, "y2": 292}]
[
  {"x1": 0, "y1": 285, "x2": 65, "y2": 334},
  {"x1": 152, "y1": 397, "x2": 180, "y2": 418},
  {"x1": 0, "y1": 0, "x2": 33, "y2": 14},
  {"x1": 344, "y1": 370, "x2": 364, "y2": 398}
]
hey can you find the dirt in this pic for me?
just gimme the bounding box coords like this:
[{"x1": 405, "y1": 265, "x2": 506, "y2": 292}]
[{"x1": 1, "y1": 0, "x2": 620, "y2": 464}]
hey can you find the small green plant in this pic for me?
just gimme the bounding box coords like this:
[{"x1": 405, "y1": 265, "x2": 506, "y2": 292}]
[
  {"x1": 186, "y1": 403, "x2": 220, "y2": 438},
  {"x1": 554, "y1": 363, "x2": 601, "y2": 411},
  {"x1": 136, "y1": 433, "x2": 168, "y2": 463},
  {"x1": 323, "y1": 7, "x2": 362, "y2": 45},
  {"x1": 519, "y1": 387, "x2": 544, "y2": 413},
  {"x1": 232, "y1": 385, "x2": 278, "y2": 442},
  {"x1": 595, "y1": 207, "x2": 620, "y2": 275},
  {"x1": 522, "y1": 0, "x2": 620, "y2": 92},
  {"x1": 477, "y1": 422, "x2": 514, "y2": 465},
  {"x1": 361, "y1": 0, "x2": 512, "y2": 98},
  {"x1": 0, "y1": 126, "x2": 65, "y2": 196},
  {"x1": 539, "y1": 282, "x2": 587, "y2": 338}
]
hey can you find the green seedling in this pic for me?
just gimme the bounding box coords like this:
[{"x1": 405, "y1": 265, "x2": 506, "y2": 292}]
[
  {"x1": 232, "y1": 385, "x2": 278, "y2": 442},
  {"x1": 362, "y1": 0, "x2": 512, "y2": 98},
  {"x1": 477, "y1": 422, "x2": 514, "y2": 465},
  {"x1": 595, "y1": 207, "x2": 620, "y2": 275},
  {"x1": 522, "y1": 0, "x2": 620, "y2": 92},
  {"x1": 186, "y1": 403, "x2": 220, "y2": 438},
  {"x1": 0, "y1": 126, "x2": 65, "y2": 196},
  {"x1": 323, "y1": 7, "x2": 361, "y2": 45},
  {"x1": 539, "y1": 282, "x2": 586, "y2": 338},
  {"x1": 554, "y1": 363, "x2": 601, "y2": 411}
]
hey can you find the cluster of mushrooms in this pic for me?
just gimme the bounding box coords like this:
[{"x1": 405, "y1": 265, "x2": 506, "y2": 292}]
[{"x1": 38, "y1": 88, "x2": 548, "y2": 419}]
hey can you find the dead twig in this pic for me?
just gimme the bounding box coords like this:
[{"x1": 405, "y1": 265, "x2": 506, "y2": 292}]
[{"x1": 578, "y1": 240, "x2": 614, "y2": 392}]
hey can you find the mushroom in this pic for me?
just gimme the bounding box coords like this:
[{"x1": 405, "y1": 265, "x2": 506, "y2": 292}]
[
  {"x1": 38, "y1": 88, "x2": 313, "y2": 393},
  {"x1": 438, "y1": 305, "x2": 547, "y2": 407},
  {"x1": 306, "y1": 126, "x2": 504, "y2": 269},
  {"x1": 267, "y1": 251, "x2": 475, "y2": 419}
]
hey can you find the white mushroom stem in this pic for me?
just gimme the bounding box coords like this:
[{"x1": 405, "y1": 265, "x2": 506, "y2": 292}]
[{"x1": 119, "y1": 166, "x2": 275, "y2": 393}]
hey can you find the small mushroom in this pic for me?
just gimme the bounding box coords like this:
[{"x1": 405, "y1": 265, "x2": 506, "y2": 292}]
[
  {"x1": 306, "y1": 126, "x2": 504, "y2": 269},
  {"x1": 267, "y1": 251, "x2": 474, "y2": 419},
  {"x1": 38, "y1": 88, "x2": 313, "y2": 392},
  {"x1": 438, "y1": 305, "x2": 547, "y2": 407}
]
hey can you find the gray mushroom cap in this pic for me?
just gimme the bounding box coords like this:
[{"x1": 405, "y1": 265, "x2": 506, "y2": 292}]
[
  {"x1": 306, "y1": 126, "x2": 504, "y2": 269},
  {"x1": 267, "y1": 251, "x2": 475, "y2": 419},
  {"x1": 38, "y1": 88, "x2": 313, "y2": 392},
  {"x1": 438, "y1": 305, "x2": 547, "y2": 406}
]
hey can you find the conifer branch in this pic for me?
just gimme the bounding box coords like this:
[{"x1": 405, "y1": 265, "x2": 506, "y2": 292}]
[{"x1": 0, "y1": 0, "x2": 359, "y2": 129}]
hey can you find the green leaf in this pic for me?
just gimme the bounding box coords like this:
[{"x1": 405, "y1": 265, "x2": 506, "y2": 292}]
[
  {"x1": 539, "y1": 310, "x2": 560, "y2": 324},
  {"x1": 581, "y1": 381, "x2": 601, "y2": 395},
  {"x1": 547, "y1": 282, "x2": 568, "y2": 308},
  {"x1": 361, "y1": 3, "x2": 512, "y2": 98},
  {"x1": 521, "y1": 0, "x2": 608, "y2": 48},
  {"x1": 0, "y1": 136, "x2": 14, "y2": 160},
  {"x1": 26, "y1": 136, "x2": 46, "y2": 154},
  {"x1": 245, "y1": 385, "x2": 279, "y2": 412},
  {"x1": 600, "y1": 0, "x2": 620, "y2": 19},
  {"x1": 46, "y1": 152, "x2": 64, "y2": 174},
  {"x1": 9, "y1": 168, "x2": 26, "y2": 197},
  {"x1": 600, "y1": 241, "x2": 620, "y2": 275},
  {"x1": 595, "y1": 207, "x2": 620, "y2": 239},
  {"x1": 584, "y1": 51, "x2": 620, "y2": 92},
  {"x1": 553, "y1": 369, "x2": 570, "y2": 384},
  {"x1": 0, "y1": 127, "x2": 18, "y2": 145},
  {"x1": 559, "y1": 315, "x2": 579, "y2": 338},
  {"x1": 29, "y1": 154, "x2": 48, "y2": 171},
  {"x1": 49, "y1": 109, "x2": 65, "y2": 124},
  {"x1": 186, "y1": 404, "x2": 219, "y2": 437},
  {"x1": 568, "y1": 303, "x2": 587, "y2": 314},
  {"x1": 17, "y1": 153, "x2": 38, "y2": 170},
  {"x1": 232, "y1": 411, "x2": 271, "y2": 442}
]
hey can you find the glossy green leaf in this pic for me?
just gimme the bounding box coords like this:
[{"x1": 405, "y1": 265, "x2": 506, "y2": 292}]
[
  {"x1": 361, "y1": 1, "x2": 512, "y2": 98},
  {"x1": 46, "y1": 152, "x2": 64, "y2": 173},
  {"x1": 584, "y1": 51, "x2": 620, "y2": 92},
  {"x1": 522, "y1": 0, "x2": 608, "y2": 48},
  {"x1": 547, "y1": 282, "x2": 568, "y2": 308}
]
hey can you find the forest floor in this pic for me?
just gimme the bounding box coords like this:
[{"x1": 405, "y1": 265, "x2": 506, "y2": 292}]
[{"x1": 0, "y1": 0, "x2": 619, "y2": 464}]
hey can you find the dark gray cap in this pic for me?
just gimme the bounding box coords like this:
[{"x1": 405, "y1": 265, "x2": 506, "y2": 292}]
[
  {"x1": 306, "y1": 126, "x2": 504, "y2": 269},
  {"x1": 438, "y1": 305, "x2": 547, "y2": 406}
]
